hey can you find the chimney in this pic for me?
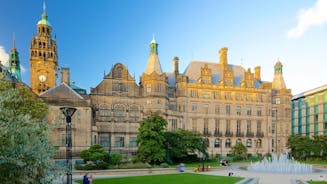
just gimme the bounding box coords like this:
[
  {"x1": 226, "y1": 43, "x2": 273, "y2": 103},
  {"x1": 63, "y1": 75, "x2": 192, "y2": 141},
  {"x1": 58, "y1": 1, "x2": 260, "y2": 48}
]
[
  {"x1": 173, "y1": 56, "x2": 179, "y2": 74},
  {"x1": 254, "y1": 66, "x2": 261, "y2": 81},
  {"x1": 61, "y1": 67, "x2": 70, "y2": 85}
]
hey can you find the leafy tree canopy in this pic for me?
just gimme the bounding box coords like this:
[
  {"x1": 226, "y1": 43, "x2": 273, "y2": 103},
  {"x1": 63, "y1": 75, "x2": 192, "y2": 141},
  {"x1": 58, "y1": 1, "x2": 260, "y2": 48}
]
[
  {"x1": 136, "y1": 113, "x2": 167, "y2": 165},
  {"x1": 0, "y1": 78, "x2": 60, "y2": 183},
  {"x1": 164, "y1": 129, "x2": 207, "y2": 163}
]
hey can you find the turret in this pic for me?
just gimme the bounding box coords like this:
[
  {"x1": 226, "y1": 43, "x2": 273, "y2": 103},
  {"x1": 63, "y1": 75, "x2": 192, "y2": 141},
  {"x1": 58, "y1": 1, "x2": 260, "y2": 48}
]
[
  {"x1": 9, "y1": 35, "x2": 22, "y2": 82},
  {"x1": 144, "y1": 35, "x2": 163, "y2": 75},
  {"x1": 272, "y1": 61, "x2": 286, "y2": 90}
]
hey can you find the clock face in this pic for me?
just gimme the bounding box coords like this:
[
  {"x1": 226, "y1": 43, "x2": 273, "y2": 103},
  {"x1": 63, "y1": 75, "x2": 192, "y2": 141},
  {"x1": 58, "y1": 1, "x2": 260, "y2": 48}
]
[{"x1": 38, "y1": 75, "x2": 47, "y2": 82}]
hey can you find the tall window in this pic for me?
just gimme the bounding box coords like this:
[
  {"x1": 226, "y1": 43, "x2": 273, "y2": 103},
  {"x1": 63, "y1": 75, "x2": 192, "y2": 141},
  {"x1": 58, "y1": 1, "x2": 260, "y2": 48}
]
[
  {"x1": 257, "y1": 108, "x2": 262, "y2": 116},
  {"x1": 192, "y1": 104, "x2": 197, "y2": 111},
  {"x1": 172, "y1": 119, "x2": 178, "y2": 130},
  {"x1": 215, "y1": 119, "x2": 220, "y2": 130},
  {"x1": 191, "y1": 90, "x2": 198, "y2": 97},
  {"x1": 236, "y1": 138, "x2": 242, "y2": 144},
  {"x1": 225, "y1": 139, "x2": 231, "y2": 148},
  {"x1": 215, "y1": 105, "x2": 220, "y2": 113},
  {"x1": 246, "y1": 139, "x2": 252, "y2": 147},
  {"x1": 237, "y1": 120, "x2": 241, "y2": 133},
  {"x1": 271, "y1": 123, "x2": 276, "y2": 134},
  {"x1": 314, "y1": 104, "x2": 319, "y2": 135},
  {"x1": 236, "y1": 106, "x2": 241, "y2": 116},
  {"x1": 247, "y1": 120, "x2": 251, "y2": 133},
  {"x1": 114, "y1": 137, "x2": 124, "y2": 148},
  {"x1": 226, "y1": 104, "x2": 231, "y2": 115},
  {"x1": 226, "y1": 120, "x2": 231, "y2": 131},
  {"x1": 99, "y1": 134, "x2": 111, "y2": 148},
  {"x1": 129, "y1": 137, "x2": 137, "y2": 148},
  {"x1": 204, "y1": 119, "x2": 209, "y2": 134},
  {"x1": 247, "y1": 107, "x2": 252, "y2": 116},
  {"x1": 257, "y1": 121, "x2": 262, "y2": 132}
]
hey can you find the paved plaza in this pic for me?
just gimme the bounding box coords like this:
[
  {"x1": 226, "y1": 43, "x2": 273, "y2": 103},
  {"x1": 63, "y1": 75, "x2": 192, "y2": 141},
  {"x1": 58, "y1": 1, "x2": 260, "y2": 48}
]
[{"x1": 201, "y1": 166, "x2": 327, "y2": 184}]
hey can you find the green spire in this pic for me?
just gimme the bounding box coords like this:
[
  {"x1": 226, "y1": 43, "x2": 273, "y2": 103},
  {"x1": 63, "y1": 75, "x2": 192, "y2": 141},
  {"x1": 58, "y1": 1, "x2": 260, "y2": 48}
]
[
  {"x1": 9, "y1": 37, "x2": 22, "y2": 82},
  {"x1": 37, "y1": 1, "x2": 52, "y2": 27},
  {"x1": 150, "y1": 34, "x2": 158, "y2": 54}
]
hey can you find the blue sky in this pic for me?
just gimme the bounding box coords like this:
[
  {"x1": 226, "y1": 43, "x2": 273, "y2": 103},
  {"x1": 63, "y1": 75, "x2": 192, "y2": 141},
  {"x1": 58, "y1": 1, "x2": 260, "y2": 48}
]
[{"x1": 0, "y1": 0, "x2": 326, "y2": 95}]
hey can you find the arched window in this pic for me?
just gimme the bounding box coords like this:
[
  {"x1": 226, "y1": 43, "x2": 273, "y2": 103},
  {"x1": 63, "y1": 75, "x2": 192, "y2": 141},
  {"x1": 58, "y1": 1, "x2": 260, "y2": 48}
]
[
  {"x1": 225, "y1": 138, "x2": 231, "y2": 148},
  {"x1": 236, "y1": 138, "x2": 242, "y2": 144},
  {"x1": 246, "y1": 139, "x2": 252, "y2": 147},
  {"x1": 214, "y1": 139, "x2": 221, "y2": 148}
]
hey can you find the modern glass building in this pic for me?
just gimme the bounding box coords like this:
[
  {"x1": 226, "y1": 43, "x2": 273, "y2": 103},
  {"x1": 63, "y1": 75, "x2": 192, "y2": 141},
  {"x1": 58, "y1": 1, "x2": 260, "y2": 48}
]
[{"x1": 292, "y1": 84, "x2": 327, "y2": 136}]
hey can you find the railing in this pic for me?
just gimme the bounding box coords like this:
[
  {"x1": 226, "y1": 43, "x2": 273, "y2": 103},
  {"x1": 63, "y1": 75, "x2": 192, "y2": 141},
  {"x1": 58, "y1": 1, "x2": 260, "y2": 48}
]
[
  {"x1": 246, "y1": 132, "x2": 254, "y2": 137},
  {"x1": 256, "y1": 131, "x2": 264, "y2": 137},
  {"x1": 214, "y1": 129, "x2": 223, "y2": 137},
  {"x1": 203, "y1": 130, "x2": 212, "y2": 137},
  {"x1": 225, "y1": 131, "x2": 233, "y2": 137},
  {"x1": 236, "y1": 132, "x2": 244, "y2": 137}
]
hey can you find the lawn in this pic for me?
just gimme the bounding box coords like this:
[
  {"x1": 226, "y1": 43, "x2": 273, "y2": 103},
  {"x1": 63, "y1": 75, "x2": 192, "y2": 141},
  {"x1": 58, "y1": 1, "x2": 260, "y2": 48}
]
[
  {"x1": 308, "y1": 181, "x2": 327, "y2": 184},
  {"x1": 75, "y1": 173, "x2": 243, "y2": 184}
]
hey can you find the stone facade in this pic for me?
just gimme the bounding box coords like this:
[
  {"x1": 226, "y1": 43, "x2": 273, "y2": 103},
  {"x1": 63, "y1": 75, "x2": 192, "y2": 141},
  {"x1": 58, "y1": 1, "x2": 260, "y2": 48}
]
[
  {"x1": 40, "y1": 83, "x2": 93, "y2": 158},
  {"x1": 89, "y1": 40, "x2": 292, "y2": 156},
  {"x1": 291, "y1": 84, "x2": 327, "y2": 137}
]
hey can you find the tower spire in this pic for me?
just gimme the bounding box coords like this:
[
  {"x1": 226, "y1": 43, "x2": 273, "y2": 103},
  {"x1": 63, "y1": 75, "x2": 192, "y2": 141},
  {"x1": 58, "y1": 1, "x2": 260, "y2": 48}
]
[{"x1": 12, "y1": 32, "x2": 16, "y2": 49}]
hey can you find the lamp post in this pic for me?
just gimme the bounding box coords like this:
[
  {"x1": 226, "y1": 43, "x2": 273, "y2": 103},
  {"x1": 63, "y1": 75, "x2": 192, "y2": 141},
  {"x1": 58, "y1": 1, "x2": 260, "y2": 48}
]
[
  {"x1": 60, "y1": 107, "x2": 77, "y2": 184},
  {"x1": 202, "y1": 139, "x2": 207, "y2": 172}
]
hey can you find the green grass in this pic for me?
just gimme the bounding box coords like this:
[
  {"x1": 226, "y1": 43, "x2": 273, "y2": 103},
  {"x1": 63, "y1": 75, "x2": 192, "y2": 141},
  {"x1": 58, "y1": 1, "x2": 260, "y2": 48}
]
[
  {"x1": 299, "y1": 160, "x2": 327, "y2": 165},
  {"x1": 75, "y1": 173, "x2": 243, "y2": 184},
  {"x1": 308, "y1": 181, "x2": 327, "y2": 184}
]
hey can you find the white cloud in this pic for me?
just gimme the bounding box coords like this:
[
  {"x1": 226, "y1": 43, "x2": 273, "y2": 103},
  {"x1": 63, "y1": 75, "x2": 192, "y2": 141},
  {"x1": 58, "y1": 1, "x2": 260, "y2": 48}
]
[
  {"x1": 20, "y1": 64, "x2": 26, "y2": 74},
  {"x1": 0, "y1": 45, "x2": 9, "y2": 66},
  {"x1": 287, "y1": 0, "x2": 327, "y2": 39}
]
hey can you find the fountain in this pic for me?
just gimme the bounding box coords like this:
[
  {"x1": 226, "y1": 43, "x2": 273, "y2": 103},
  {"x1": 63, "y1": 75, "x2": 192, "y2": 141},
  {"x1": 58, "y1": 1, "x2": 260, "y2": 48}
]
[{"x1": 248, "y1": 153, "x2": 313, "y2": 173}]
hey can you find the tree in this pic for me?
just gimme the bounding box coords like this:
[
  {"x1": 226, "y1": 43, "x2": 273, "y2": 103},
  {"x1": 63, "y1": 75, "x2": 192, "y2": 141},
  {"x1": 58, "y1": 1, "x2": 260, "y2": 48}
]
[
  {"x1": 80, "y1": 144, "x2": 106, "y2": 163},
  {"x1": 136, "y1": 113, "x2": 167, "y2": 165},
  {"x1": 163, "y1": 129, "x2": 206, "y2": 163},
  {"x1": 230, "y1": 142, "x2": 247, "y2": 160},
  {"x1": 0, "y1": 78, "x2": 59, "y2": 183},
  {"x1": 287, "y1": 135, "x2": 311, "y2": 159}
]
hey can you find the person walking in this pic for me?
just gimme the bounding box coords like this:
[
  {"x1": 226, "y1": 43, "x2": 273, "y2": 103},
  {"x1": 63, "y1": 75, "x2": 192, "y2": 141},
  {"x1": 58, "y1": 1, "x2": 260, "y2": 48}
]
[{"x1": 83, "y1": 173, "x2": 90, "y2": 184}]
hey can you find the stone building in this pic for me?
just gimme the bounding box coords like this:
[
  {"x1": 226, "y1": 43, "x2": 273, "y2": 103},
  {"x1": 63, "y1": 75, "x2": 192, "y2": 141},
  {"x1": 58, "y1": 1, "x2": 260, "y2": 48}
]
[
  {"x1": 291, "y1": 84, "x2": 327, "y2": 137},
  {"x1": 89, "y1": 36, "x2": 292, "y2": 156},
  {"x1": 39, "y1": 68, "x2": 92, "y2": 158},
  {"x1": 28, "y1": 4, "x2": 292, "y2": 157}
]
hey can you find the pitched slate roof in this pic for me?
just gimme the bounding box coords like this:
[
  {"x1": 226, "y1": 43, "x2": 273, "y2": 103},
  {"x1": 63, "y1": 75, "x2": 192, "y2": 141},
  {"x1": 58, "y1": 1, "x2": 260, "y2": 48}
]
[
  {"x1": 39, "y1": 82, "x2": 84, "y2": 99},
  {"x1": 183, "y1": 61, "x2": 261, "y2": 88}
]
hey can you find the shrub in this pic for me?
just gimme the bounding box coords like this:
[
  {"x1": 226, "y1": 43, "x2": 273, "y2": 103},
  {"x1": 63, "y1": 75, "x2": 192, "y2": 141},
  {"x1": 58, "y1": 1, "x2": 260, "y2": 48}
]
[{"x1": 160, "y1": 163, "x2": 169, "y2": 168}]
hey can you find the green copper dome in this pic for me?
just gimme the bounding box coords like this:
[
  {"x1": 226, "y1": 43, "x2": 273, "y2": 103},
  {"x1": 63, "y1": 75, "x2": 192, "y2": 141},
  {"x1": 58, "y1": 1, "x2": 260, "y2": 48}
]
[{"x1": 37, "y1": 2, "x2": 51, "y2": 27}]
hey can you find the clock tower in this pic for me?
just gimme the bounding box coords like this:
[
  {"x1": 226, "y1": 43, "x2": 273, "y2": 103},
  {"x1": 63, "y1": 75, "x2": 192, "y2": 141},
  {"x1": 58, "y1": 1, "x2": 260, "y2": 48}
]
[{"x1": 30, "y1": 2, "x2": 58, "y2": 94}]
